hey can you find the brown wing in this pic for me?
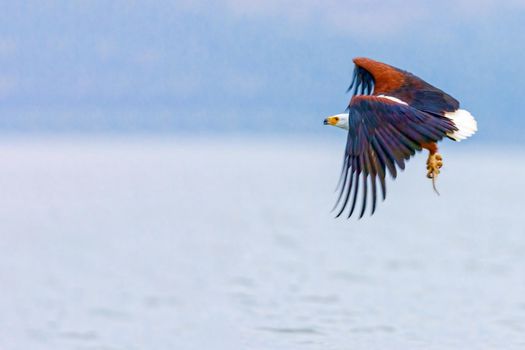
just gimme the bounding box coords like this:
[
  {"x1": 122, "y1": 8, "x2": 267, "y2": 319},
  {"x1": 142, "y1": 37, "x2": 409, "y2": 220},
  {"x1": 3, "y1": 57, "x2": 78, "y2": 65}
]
[{"x1": 348, "y1": 57, "x2": 460, "y2": 116}]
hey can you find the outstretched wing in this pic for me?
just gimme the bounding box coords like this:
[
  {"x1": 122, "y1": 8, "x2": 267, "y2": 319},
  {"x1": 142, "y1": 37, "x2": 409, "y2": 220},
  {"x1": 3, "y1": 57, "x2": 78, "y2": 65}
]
[
  {"x1": 334, "y1": 95, "x2": 457, "y2": 218},
  {"x1": 348, "y1": 57, "x2": 460, "y2": 116}
]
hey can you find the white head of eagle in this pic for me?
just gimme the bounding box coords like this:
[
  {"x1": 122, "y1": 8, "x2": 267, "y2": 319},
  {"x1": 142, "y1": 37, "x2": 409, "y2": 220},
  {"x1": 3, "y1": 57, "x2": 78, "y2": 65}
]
[{"x1": 324, "y1": 113, "x2": 349, "y2": 130}]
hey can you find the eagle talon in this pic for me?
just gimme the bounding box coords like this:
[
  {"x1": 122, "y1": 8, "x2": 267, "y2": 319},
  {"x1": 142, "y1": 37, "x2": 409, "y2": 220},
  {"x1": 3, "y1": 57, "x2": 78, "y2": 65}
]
[{"x1": 426, "y1": 152, "x2": 442, "y2": 195}]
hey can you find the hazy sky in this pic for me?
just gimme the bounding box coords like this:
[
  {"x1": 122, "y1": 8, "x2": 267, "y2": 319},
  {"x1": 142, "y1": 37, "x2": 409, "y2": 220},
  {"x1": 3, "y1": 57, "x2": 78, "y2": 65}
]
[{"x1": 0, "y1": 1, "x2": 523, "y2": 141}]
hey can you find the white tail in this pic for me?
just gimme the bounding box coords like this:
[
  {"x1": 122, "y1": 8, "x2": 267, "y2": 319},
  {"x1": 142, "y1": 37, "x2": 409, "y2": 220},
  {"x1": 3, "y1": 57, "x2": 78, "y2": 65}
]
[{"x1": 444, "y1": 109, "x2": 478, "y2": 141}]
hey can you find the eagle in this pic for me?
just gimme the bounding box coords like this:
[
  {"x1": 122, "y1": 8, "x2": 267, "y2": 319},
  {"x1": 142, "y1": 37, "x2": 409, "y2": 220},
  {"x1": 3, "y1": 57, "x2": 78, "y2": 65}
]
[{"x1": 324, "y1": 58, "x2": 477, "y2": 219}]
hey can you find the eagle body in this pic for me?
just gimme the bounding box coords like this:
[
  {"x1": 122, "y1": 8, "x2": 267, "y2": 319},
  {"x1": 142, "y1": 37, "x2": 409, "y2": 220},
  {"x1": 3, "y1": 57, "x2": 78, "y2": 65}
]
[{"x1": 324, "y1": 58, "x2": 477, "y2": 219}]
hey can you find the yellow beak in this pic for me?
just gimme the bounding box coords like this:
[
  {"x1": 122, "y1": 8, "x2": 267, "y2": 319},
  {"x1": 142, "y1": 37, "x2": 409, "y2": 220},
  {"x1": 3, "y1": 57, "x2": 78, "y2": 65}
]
[{"x1": 323, "y1": 116, "x2": 338, "y2": 126}]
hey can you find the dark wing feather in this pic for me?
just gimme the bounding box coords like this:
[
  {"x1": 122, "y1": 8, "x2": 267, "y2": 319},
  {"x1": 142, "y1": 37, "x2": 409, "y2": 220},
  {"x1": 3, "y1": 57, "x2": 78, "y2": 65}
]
[
  {"x1": 334, "y1": 95, "x2": 457, "y2": 218},
  {"x1": 347, "y1": 64, "x2": 375, "y2": 96}
]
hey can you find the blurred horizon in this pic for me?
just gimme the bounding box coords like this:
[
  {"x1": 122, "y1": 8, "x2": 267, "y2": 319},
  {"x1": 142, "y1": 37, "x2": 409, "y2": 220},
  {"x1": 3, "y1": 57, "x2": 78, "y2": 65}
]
[{"x1": 0, "y1": 1, "x2": 524, "y2": 143}]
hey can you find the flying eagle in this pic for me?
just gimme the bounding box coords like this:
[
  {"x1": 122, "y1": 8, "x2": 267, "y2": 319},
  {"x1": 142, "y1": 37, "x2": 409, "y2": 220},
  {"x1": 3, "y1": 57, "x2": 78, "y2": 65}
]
[{"x1": 324, "y1": 58, "x2": 477, "y2": 218}]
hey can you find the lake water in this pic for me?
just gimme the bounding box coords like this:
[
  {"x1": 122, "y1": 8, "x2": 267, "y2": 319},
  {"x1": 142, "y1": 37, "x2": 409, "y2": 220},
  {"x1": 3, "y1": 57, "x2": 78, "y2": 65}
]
[{"x1": 0, "y1": 136, "x2": 524, "y2": 349}]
